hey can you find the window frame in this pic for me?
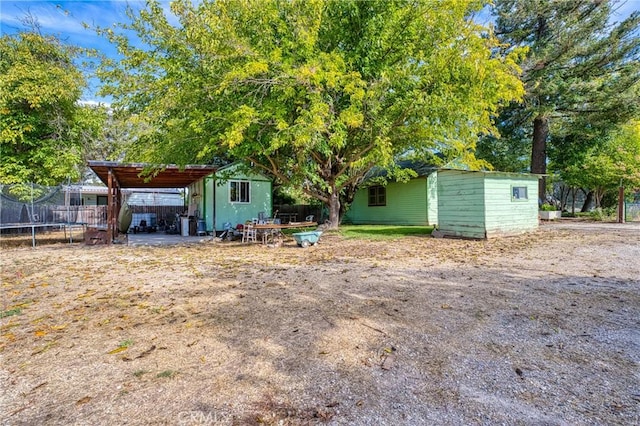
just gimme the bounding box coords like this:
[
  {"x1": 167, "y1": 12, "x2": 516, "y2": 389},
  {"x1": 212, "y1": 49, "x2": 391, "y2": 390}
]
[
  {"x1": 229, "y1": 180, "x2": 251, "y2": 204},
  {"x1": 368, "y1": 185, "x2": 387, "y2": 207},
  {"x1": 511, "y1": 185, "x2": 528, "y2": 201}
]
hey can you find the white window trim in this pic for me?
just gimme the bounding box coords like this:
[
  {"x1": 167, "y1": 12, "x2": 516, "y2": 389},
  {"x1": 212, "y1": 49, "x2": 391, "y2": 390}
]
[
  {"x1": 511, "y1": 185, "x2": 528, "y2": 201},
  {"x1": 229, "y1": 180, "x2": 251, "y2": 204}
]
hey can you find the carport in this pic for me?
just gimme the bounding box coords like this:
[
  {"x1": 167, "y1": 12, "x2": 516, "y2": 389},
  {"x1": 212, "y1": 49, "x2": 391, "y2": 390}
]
[{"x1": 88, "y1": 161, "x2": 216, "y2": 244}]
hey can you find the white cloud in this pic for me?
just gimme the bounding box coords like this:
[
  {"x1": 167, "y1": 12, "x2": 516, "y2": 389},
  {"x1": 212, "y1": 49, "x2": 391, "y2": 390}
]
[{"x1": 1, "y1": 1, "x2": 148, "y2": 36}]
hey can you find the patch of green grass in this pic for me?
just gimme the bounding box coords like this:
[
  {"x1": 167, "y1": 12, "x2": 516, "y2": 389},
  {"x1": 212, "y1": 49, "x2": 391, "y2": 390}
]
[
  {"x1": 339, "y1": 225, "x2": 434, "y2": 240},
  {"x1": 0, "y1": 308, "x2": 22, "y2": 318},
  {"x1": 156, "y1": 370, "x2": 176, "y2": 379},
  {"x1": 133, "y1": 369, "x2": 149, "y2": 378},
  {"x1": 119, "y1": 339, "x2": 134, "y2": 348}
]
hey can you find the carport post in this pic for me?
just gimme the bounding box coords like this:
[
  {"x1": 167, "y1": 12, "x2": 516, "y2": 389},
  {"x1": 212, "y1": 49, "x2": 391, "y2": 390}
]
[{"x1": 107, "y1": 169, "x2": 114, "y2": 243}]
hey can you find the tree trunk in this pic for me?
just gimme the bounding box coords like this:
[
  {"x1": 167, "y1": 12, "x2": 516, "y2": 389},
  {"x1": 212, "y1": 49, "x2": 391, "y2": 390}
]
[
  {"x1": 594, "y1": 188, "x2": 604, "y2": 208},
  {"x1": 617, "y1": 185, "x2": 625, "y2": 223},
  {"x1": 559, "y1": 183, "x2": 569, "y2": 211},
  {"x1": 326, "y1": 190, "x2": 340, "y2": 230},
  {"x1": 581, "y1": 190, "x2": 594, "y2": 212},
  {"x1": 339, "y1": 182, "x2": 358, "y2": 220},
  {"x1": 531, "y1": 115, "x2": 549, "y2": 205}
]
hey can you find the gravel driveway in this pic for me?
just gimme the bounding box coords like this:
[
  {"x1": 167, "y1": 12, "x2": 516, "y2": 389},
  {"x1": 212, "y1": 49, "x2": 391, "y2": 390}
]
[{"x1": 1, "y1": 220, "x2": 639, "y2": 425}]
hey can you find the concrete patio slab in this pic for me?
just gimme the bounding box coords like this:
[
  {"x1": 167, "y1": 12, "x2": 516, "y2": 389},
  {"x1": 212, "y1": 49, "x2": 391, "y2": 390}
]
[{"x1": 126, "y1": 232, "x2": 214, "y2": 246}]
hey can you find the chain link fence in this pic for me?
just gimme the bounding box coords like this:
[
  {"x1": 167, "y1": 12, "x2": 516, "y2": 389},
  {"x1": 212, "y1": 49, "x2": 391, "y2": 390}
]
[
  {"x1": 626, "y1": 202, "x2": 640, "y2": 222},
  {"x1": 1, "y1": 183, "x2": 186, "y2": 232}
]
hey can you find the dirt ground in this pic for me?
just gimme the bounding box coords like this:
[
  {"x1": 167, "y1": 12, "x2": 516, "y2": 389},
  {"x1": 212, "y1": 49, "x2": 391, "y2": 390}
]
[{"x1": 1, "y1": 222, "x2": 639, "y2": 425}]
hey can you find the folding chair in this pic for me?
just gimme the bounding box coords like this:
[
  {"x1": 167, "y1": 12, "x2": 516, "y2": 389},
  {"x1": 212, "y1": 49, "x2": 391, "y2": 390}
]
[{"x1": 242, "y1": 223, "x2": 257, "y2": 243}]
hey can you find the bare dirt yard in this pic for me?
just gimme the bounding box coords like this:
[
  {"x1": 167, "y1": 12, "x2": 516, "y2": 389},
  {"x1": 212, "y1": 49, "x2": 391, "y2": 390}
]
[{"x1": 1, "y1": 222, "x2": 639, "y2": 425}]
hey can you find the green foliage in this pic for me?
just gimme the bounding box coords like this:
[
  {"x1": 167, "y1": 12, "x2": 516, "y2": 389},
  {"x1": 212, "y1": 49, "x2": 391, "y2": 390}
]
[
  {"x1": 98, "y1": 0, "x2": 525, "y2": 227},
  {"x1": 0, "y1": 31, "x2": 98, "y2": 185},
  {"x1": 558, "y1": 120, "x2": 640, "y2": 207},
  {"x1": 479, "y1": 1, "x2": 640, "y2": 183},
  {"x1": 475, "y1": 106, "x2": 532, "y2": 173},
  {"x1": 0, "y1": 308, "x2": 22, "y2": 318},
  {"x1": 76, "y1": 105, "x2": 133, "y2": 181},
  {"x1": 589, "y1": 207, "x2": 617, "y2": 222},
  {"x1": 133, "y1": 369, "x2": 149, "y2": 378},
  {"x1": 156, "y1": 370, "x2": 176, "y2": 379},
  {"x1": 539, "y1": 203, "x2": 556, "y2": 212}
]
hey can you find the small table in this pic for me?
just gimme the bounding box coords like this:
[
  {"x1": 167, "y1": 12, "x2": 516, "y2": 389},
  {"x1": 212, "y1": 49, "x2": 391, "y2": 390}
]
[{"x1": 253, "y1": 222, "x2": 317, "y2": 245}]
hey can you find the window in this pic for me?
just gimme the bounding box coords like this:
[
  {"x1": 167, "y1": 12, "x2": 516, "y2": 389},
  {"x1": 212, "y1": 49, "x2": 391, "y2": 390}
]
[
  {"x1": 512, "y1": 186, "x2": 528, "y2": 201},
  {"x1": 368, "y1": 185, "x2": 386, "y2": 206},
  {"x1": 69, "y1": 194, "x2": 82, "y2": 206},
  {"x1": 97, "y1": 196, "x2": 108, "y2": 206},
  {"x1": 230, "y1": 180, "x2": 250, "y2": 203}
]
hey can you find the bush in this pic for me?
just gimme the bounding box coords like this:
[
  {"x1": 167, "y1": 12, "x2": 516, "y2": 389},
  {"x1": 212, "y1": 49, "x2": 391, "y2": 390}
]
[
  {"x1": 589, "y1": 207, "x2": 616, "y2": 221},
  {"x1": 540, "y1": 203, "x2": 557, "y2": 211}
]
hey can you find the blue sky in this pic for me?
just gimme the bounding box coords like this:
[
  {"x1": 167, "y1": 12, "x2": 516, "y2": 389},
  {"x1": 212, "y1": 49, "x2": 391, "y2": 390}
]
[
  {"x1": 1, "y1": 0, "x2": 639, "y2": 103},
  {"x1": 0, "y1": 0, "x2": 179, "y2": 103}
]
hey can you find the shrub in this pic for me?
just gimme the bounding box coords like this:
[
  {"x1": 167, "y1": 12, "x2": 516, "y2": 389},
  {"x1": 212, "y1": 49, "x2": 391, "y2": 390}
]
[{"x1": 540, "y1": 203, "x2": 557, "y2": 211}]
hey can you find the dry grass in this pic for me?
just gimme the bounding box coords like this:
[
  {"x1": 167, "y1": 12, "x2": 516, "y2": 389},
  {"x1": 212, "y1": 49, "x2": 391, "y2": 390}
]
[
  {"x1": 1, "y1": 225, "x2": 639, "y2": 425},
  {"x1": 0, "y1": 229, "x2": 85, "y2": 250}
]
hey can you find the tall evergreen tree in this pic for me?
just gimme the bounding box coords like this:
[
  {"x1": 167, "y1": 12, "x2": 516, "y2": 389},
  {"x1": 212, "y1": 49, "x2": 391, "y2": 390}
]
[{"x1": 480, "y1": 0, "x2": 640, "y2": 200}]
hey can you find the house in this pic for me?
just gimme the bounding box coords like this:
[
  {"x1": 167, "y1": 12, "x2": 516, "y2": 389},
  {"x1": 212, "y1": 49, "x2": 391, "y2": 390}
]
[
  {"x1": 344, "y1": 161, "x2": 439, "y2": 226},
  {"x1": 63, "y1": 185, "x2": 184, "y2": 207},
  {"x1": 188, "y1": 163, "x2": 273, "y2": 234},
  {"x1": 434, "y1": 169, "x2": 539, "y2": 239},
  {"x1": 344, "y1": 161, "x2": 540, "y2": 239}
]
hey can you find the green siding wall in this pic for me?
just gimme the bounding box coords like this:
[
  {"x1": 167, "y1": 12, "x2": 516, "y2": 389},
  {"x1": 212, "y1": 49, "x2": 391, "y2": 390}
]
[
  {"x1": 201, "y1": 165, "x2": 272, "y2": 231},
  {"x1": 427, "y1": 172, "x2": 438, "y2": 226},
  {"x1": 213, "y1": 181, "x2": 271, "y2": 230},
  {"x1": 437, "y1": 170, "x2": 539, "y2": 239},
  {"x1": 483, "y1": 175, "x2": 538, "y2": 237},
  {"x1": 437, "y1": 170, "x2": 487, "y2": 238},
  {"x1": 346, "y1": 178, "x2": 429, "y2": 225}
]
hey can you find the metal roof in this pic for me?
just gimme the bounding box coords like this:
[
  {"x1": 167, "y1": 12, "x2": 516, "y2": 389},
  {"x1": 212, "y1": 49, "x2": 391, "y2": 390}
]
[{"x1": 88, "y1": 161, "x2": 216, "y2": 188}]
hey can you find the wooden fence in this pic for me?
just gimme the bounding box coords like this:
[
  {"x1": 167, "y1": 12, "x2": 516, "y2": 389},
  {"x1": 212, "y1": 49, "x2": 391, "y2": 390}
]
[{"x1": 273, "y1": 204, "x2": 323, "y2": 223}]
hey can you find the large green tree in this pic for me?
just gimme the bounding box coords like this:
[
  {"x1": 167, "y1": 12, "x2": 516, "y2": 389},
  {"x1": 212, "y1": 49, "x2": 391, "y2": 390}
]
[
  {"x1": 99, "y1": 0, "x2": 524, "y2": 227},
  {"x1": 0, "y1": 31, "x2": 100, "y2": 185},
  {"x1": 556, "y1": 120, "x2": 640, "y2": 209},
  {"x1": 478, "y1": 0, "x2": 640, "y2": 199}
]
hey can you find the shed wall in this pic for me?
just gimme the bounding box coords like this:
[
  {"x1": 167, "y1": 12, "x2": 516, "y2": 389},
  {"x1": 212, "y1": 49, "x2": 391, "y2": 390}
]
[
  {"x1": 483, "y1": 176, "x2": 538, "y2": 237},
  {"x1": 210, "y1": 167, "x2": 272, "y2": 231},
  {"x1": 427, "y1": 172, "x2": 438, "y2": 226},
  {"x1": 436, "y1": 170, "x2": 487, "y2": 238}
]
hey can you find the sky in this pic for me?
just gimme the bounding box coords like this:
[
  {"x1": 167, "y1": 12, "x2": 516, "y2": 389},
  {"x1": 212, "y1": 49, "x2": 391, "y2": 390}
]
[
  {"x1": 1, "y1": 0, "x2": 639, "y2": 103},
  {"x1": 0, "y1": 0, "x2": 180, "y2": 103}
]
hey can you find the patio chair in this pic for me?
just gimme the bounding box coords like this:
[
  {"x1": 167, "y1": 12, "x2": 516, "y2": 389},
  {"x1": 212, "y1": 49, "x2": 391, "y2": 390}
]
[{"x1": 242, "y1": 223, "x2": 257, "y2": 243}]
